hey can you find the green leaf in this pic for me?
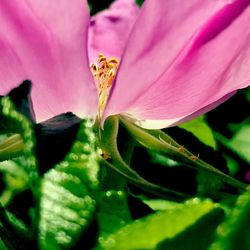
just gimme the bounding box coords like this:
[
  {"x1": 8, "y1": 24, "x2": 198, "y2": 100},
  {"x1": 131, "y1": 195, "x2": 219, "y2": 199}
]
[
  {"x1": 220, "y1": 124, "x2": 250, "y2": 163},
  {"x1": 224, "y1": 155, "x2": 239, "y2": 176},
  {"x1": 157, "y1": 208, "x2": 224, "y2": 250},
  {"x1": 142, "y1": 199, "x2": 180, "y2": 211},
  {"x1": 210, "y1": 191, "x2": 250, "y2": 250},
  {"x1": 0, "y1": 160, "x2": 29, "y2": 181},
  {"x1": 0, "y1": 203, "x2": 31, "y2": 250},
  {"x1": 0, "y1": 97, "x2": 38, "y2": 210},
  {"x1": 38, "y1": 120, "x2": 99, "y2": 250},
  {"x1": 98, "y1": 199, "x2": 218, "y2": 250},
  {"x1": 0, "y1": 240, "x2": 8, "y2": 250},
  {"x1": 180, "y1": 116, "x2": 217, "y2": 149},
  {"x1": 97, "y1": 190, "x2": 131, "y2": 238},
  {"x1": 196, "y1": 171, "x2": 224, "y2": 199},
  {"x1": 0, "y1": 160, "x2": 30, "y2": 207},
  {"x1": 0, "y1": 97, "x2": 38, "y2": 184}
]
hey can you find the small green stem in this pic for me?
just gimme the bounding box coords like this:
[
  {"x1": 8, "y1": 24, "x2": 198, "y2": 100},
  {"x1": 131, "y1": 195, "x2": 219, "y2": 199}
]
[{"x1": 120, "y1": 116, "x2": 247, "y2": 191}]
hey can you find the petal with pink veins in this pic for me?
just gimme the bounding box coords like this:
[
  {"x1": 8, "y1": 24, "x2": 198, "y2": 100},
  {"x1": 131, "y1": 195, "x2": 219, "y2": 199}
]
[
  {"x1": 88, "y1": 0, "x2": 140, "y2": 62},
  {"x1": 0, "y1": 0, "x2": 98, "y2": 122},
  {"x1": 104, "y1": 0, "x2": 250, "y2": 128}
]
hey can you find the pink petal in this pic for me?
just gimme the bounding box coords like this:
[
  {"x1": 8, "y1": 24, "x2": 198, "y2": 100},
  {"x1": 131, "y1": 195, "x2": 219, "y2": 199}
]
[
  {"x1": 137, "y1": 92, "x2": 235, "y2": 129},
  {"x1": 88, "y1": 0, "x2": 139, "y2": 63},
  {"x1": 0, "y1": 0, "x2": 98, "y2": 122},
  {"x1": 104, "y1": 0, "x2": 250, "y2": 128}
]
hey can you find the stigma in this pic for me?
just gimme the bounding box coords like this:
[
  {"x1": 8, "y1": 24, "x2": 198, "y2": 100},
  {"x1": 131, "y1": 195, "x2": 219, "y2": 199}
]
[{"x1": 90, "y1": 54, "x2": 119, "y2": 115}]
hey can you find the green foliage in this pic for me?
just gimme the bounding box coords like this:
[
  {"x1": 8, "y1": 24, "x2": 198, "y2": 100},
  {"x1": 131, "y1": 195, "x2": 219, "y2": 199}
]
[
  {"x1": 38, "y1": 120, "x2": 99, "y2": 250},
  {"x1": 97, "y1": 190, "x2": 131, "y2": 238},
  {"x1": 211, "y1": 191, "x2": 250, "y2": 250},
  {"x1": 180, "y1": 116, "x2": 217, "y2": 149},
  {"x1": 222, "y1": 123, "x2": 250, "y2": 163},
  {"x1": 98, "y1": 199, "x2": 219, "y2": 250},
  {"x1": 0, "y1": 97, "x2": 37, "y2": 183},
  {"x1": 142, "y1": 199, "x2": 180, "y2": 211},
  {"x1": 196, "y1": 171, "x2": 224, "y2": 199},
  {"x1": 0, "y1": 97, "x2": 38, "y2": 249},
  {"x1": 157, "y1": 208, "x2": 224, "y2": 250},
  {"x1": 0, "y1": 240, "x2": 8, "y2": 250}
]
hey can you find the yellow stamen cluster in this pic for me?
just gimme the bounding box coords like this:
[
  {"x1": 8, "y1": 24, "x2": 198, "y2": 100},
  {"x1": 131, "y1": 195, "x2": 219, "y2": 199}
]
[{"x1": 90, "y1": 53, "x2": 119, "y2": 114}]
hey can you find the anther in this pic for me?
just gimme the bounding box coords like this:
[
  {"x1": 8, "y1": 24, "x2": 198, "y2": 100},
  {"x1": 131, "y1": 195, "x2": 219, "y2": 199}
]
[
  {"x1": 98, "y1": 57, "x2": 107, "y2": 63},
  {"x1": 108, "y1": 58, "x2": 119, "y2": 64},
  {"x1": 90, "y1": 54, "x2": 120, "y2": 115}
]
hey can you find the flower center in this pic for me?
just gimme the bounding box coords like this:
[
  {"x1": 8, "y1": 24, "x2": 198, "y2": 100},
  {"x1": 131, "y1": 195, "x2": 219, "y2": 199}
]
[{"x1": 90, "y1": 54, "x2": 119, "y2": 115}]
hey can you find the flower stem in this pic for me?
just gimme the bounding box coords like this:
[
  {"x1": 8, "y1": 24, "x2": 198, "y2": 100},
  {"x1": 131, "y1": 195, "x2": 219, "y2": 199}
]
[
  {"x1": 98, "y1": 116, "x2": 189, "y2": 200},
  {"x1": 120, "y1": 116, "x2": 247, "y2": 191}
]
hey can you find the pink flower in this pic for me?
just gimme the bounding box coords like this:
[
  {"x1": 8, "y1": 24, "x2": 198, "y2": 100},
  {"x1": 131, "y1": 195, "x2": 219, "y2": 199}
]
[
  {"x1": 0, "y1": 0, "x2": 250, "y2": 128},
  {"x1": 88, "y1": 0, "x2": 139, "y2": 62}
]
